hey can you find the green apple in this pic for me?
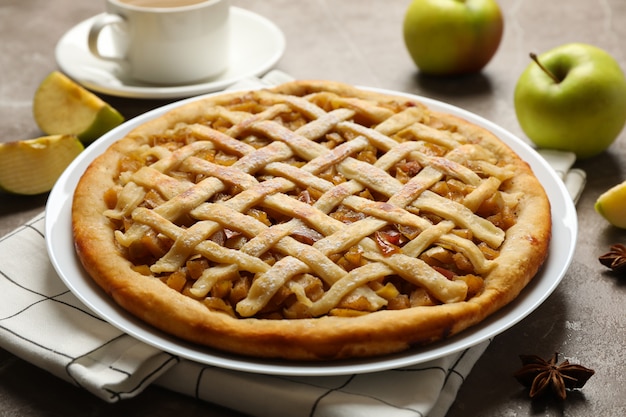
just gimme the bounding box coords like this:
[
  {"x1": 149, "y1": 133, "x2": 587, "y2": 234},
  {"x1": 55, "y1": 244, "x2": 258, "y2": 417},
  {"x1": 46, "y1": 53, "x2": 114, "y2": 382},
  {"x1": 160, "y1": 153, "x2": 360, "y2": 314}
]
[
  {"x1": 0, "y1": 135, "x2": 84, "y2": 195},
  {"x1": 403, "y1": 0, "x2": 504, "y2": 76},
  {"x1": 514, "y1": 43, "x2": 626, "y2": 159},
  {"x1": 595, "y1": 180, "x2": 626, "y2": 228},
  {"x1": 33, "y1": 71, "x2": 124, "y2": 145}
]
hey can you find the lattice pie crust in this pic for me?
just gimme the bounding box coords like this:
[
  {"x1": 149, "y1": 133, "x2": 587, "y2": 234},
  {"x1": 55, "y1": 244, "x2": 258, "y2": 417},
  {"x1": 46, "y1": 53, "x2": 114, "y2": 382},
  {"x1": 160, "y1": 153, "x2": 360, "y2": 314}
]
[{"x1": 72, "y1": 81, "x2": 551, "y2": 360}]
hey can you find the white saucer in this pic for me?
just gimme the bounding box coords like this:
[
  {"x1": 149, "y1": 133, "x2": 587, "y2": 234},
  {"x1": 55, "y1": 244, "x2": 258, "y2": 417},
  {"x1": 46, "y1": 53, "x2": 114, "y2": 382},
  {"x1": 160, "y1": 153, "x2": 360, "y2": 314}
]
[{"x1": 55, "y1": 7, "x2": 286, "y2": 99}]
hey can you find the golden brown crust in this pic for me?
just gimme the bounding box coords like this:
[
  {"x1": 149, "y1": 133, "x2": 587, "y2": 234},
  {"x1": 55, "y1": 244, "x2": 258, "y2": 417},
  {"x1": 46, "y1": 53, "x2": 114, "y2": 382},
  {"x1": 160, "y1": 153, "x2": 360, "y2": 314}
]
[{"x1": 72, "y1": 80, "x2": 551, "y2": 360}]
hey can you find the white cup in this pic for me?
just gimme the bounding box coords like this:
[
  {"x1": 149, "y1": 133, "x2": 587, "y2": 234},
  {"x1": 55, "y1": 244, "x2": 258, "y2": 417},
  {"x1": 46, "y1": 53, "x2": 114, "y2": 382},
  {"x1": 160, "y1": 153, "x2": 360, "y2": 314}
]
[{"x1": 88, "y1": 0, "x2": 230, "y2": 85}]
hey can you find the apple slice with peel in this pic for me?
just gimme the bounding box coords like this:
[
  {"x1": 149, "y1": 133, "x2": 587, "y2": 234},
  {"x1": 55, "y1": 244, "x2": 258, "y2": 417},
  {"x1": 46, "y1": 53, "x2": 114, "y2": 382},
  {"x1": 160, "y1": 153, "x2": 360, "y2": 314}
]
[
  {"x1": 595, "y1": 181, "x2": 626, "y2": 228},
  {"x1": 0, "y1": 135, "x2": 84, "y2": 195},
  {"x1": 33, "y1": 71, "x2": 124, "y2": 144}
]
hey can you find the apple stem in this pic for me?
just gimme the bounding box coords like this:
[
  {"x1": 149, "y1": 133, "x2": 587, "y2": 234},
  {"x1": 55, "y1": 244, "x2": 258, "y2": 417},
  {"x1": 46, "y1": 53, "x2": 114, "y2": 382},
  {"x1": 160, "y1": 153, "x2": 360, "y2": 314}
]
[{"x1": 529, "y1": 53, "x2": 560, "y2": 83}]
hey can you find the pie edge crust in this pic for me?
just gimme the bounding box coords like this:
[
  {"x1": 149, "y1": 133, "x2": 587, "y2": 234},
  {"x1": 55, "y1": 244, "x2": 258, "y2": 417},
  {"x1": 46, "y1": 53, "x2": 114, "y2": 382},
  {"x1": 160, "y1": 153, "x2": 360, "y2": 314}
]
[{"x1": 72, "y1": 80, "x2": 552, "y2": 361}]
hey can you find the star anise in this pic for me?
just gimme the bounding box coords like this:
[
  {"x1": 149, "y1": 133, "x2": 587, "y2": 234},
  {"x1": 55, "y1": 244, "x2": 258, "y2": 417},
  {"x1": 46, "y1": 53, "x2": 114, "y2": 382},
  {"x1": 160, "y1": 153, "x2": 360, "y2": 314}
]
[
  {"x1": 599, "y1": 243, "x2": 626, "y2": 273},
  {"x1": 513, "y1": 352, "x2": 595, "y2": 400}
]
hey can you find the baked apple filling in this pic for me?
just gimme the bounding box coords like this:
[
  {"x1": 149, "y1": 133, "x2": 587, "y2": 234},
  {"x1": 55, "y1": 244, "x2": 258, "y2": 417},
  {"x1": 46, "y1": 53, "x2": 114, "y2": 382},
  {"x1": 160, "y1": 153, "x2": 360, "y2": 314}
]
[{"x1": 102, "y1": 89, "x2": 518, "y2": 320}]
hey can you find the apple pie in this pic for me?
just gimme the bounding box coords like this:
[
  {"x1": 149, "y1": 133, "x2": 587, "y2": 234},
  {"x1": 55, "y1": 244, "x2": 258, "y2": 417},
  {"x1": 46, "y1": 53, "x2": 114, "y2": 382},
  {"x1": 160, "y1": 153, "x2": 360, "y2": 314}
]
[{"x1": 72, "y1": 80, "x2": 551, "y2": 360}]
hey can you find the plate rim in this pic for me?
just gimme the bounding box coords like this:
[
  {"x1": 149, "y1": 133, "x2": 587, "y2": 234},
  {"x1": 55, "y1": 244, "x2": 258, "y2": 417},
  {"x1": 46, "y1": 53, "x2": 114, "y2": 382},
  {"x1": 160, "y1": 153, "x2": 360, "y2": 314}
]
[
  {"x1": 45, "y1": 87, "x2": 578, "y2": 376},
  {"x1": 54, "y1": 7, "x2": 286, "y2": 99}
]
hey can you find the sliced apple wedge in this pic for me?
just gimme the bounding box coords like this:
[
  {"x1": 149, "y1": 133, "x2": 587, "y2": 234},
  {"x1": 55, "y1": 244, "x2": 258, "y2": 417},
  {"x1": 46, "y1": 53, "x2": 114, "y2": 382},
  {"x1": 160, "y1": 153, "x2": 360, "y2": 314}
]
[
  {"x1": 33, "y1": 71, "x2": 124, "y2": 144},
  {"x1": 595, "y1": 180, "x2": 626, "y2": 228},
  {"x1": 0, "y1": 135, "x2": 84, "y2": 195}
]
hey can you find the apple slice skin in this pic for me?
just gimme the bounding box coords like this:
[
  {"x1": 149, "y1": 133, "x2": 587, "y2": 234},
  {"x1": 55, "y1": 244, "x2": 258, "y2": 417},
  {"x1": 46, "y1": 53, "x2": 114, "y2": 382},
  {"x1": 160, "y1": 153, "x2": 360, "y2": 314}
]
[
  {"x1": 595, "y1": 181, "x2": 626, "y2": 228},
  {"x1": 79, "y1": 105, "x2": 125, "y2": 144},
  {"x1": 403, "y1": 0, "x2": 504, "y2": 76},
  {"x1": 514, "y1": 43, "x2": 626, "y2": 159},
  {"x1": 33, "y1": 71, "x2": 124, "y2": 145},
  {"x1": 0, "y1": 135, "x2": 84, "y2": 195}
]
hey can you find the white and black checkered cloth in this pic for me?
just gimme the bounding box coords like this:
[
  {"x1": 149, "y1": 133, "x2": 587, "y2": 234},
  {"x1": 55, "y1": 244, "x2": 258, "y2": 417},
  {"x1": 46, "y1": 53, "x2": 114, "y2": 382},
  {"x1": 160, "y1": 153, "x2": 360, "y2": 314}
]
[{"x1": 0, "y1": 72, "x2": 585, "y2": 416}]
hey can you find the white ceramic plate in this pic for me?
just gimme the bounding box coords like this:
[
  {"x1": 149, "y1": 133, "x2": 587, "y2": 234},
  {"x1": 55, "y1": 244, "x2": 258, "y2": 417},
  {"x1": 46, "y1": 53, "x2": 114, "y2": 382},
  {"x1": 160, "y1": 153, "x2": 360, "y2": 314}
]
[
  {"x1": 45, "y1": 88, "x2": 577, "y2": 376},
  {"x1": 55, "y1": 7, "x2": 285, "y2": 99}
]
